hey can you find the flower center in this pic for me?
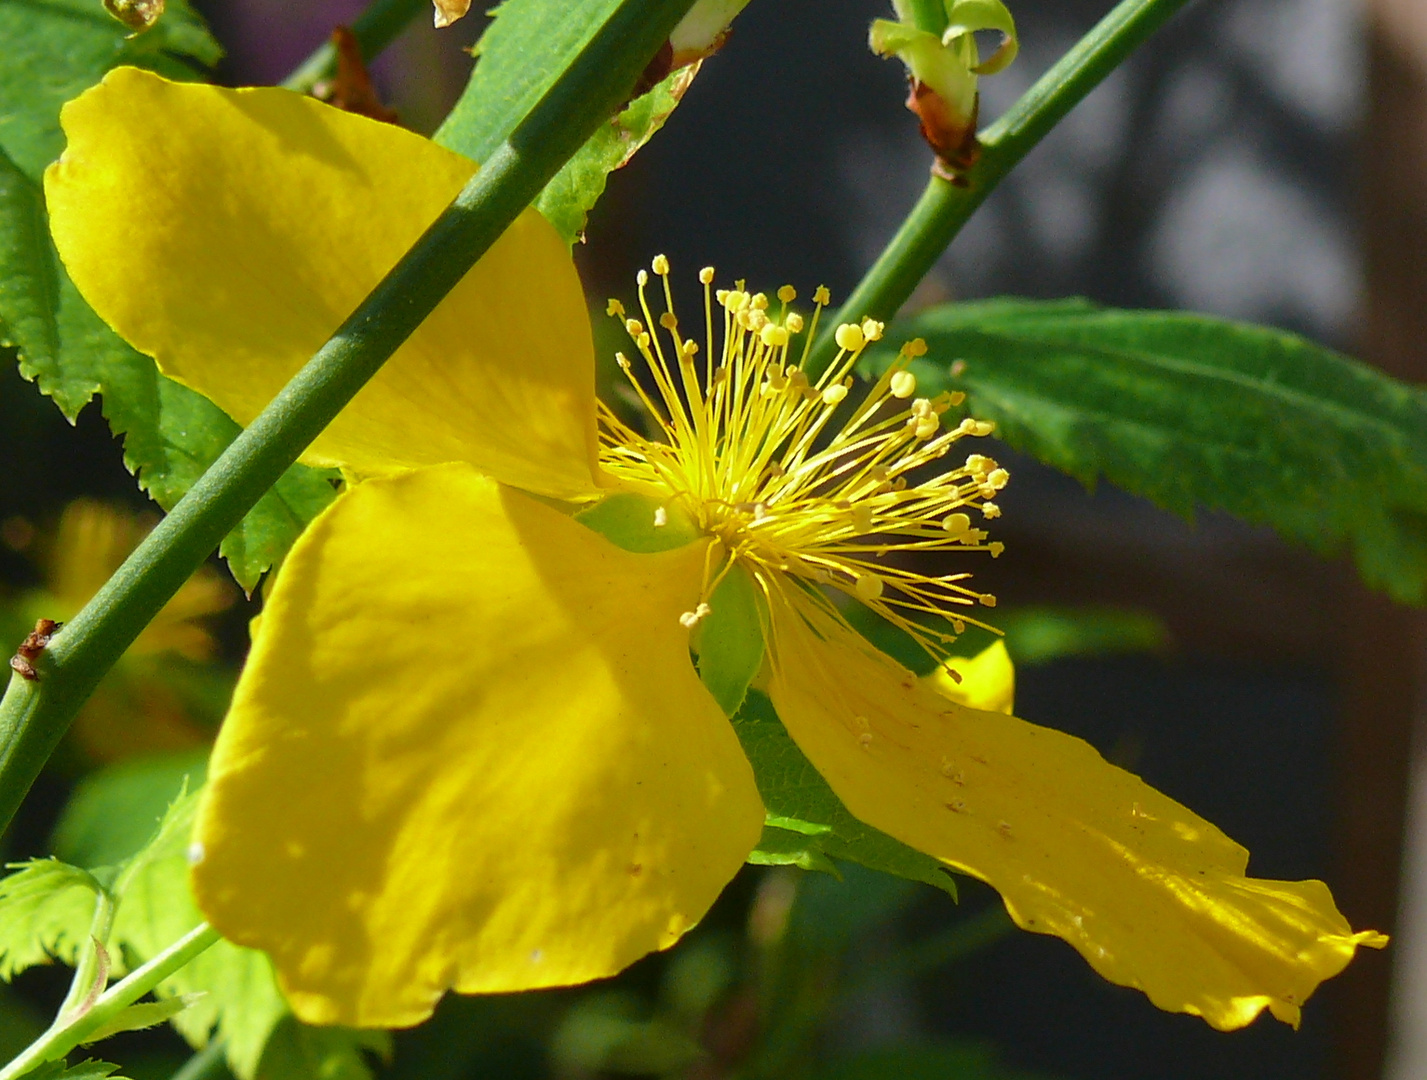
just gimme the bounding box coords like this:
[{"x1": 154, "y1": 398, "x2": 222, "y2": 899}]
[{"x1": 599, "y1": 256, "x2": 1007, "y2": 662}]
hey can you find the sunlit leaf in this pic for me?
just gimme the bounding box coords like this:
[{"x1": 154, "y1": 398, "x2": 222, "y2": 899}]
[{"x1": 863, "y1": 299, "x2": 1427, "y2": 604}]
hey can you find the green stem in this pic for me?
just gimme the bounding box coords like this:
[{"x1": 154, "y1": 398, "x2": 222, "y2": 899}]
[
  {"x1": 281, "y1": 0, "x2": 432, "y2": 94},
  {"x1": 0, "y1": 0, "x2": 698, "y2": 836},
  {"x1": 808, "y1": 0, "x2": 1190, "y2": 376},
  {"x1": 54, "y1": 889, "x2": 115, "y2": 1024},
  {"x1": 0, "y1": 924, "x2": 220, "y2": 1080}
]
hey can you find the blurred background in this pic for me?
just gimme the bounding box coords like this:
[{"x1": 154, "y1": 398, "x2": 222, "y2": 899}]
[{"x1": 3, "y1": 0, "x2": 1425, "y2": 1077}]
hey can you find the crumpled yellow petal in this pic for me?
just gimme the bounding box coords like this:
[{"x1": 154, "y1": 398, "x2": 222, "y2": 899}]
[
  {"x1": 765, "y1": 590, "x2": 1385, "y2": 1030},
  {"x1": 926, "y1": 640, "x2": 1014, "y2": 714},
  {"x1": 46, "y1": 67, "x2": 599, "y2": 499},
  {"x1": 192, "y1": 464, "x2": 763, "y2": 1027}
]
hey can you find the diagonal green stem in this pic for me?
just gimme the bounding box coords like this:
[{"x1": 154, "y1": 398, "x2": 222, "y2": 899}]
[
  {"x1": 282, "y1": 0, "x2": 432, "y2": 94},
  {"x1": 0, "y1": 924, "x2": 220, "y2": 1080},
  {"x1": 808, "y1": 0, "x2": 1191, "y2": 376},
  {"x1": 0, "y1": 0, "x2": 698, "y2": 836}
]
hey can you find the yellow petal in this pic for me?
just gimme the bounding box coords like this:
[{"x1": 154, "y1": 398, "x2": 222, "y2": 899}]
[
  {"x1": 765, "y1": 589, "x2": 1384, "y2": 1030},
  {"x1": 46, "y1": 67, "x2": 598, "y2": 500},
  {"x1": 192, "y1": 464, "x2": 763, "y2": 1027},
  {"x1": 926, "y1": 639, "x2": 1014, "y2": 714}
]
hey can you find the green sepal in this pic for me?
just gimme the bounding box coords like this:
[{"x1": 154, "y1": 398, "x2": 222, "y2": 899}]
[
  {"x1": 576, "y1": 492, "x2": 702, "y2": 552},
  {"x1": 863, "y1": 298, "x2": 1427, "y2": 605},
  {"x1": 747, "y1": 824, "x2": 841, "y2": 877},
  {"x1": 732, "y1": 691, "x2": 957, "y2": 899},
  {"x1": 695, "y1": 563, "x2": 765, "y2": 717}
]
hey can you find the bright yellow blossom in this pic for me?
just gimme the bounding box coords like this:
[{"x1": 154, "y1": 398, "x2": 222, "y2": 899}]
[{"x1": 46, "y1": 67, "x2": 1383, "y2": 1031}]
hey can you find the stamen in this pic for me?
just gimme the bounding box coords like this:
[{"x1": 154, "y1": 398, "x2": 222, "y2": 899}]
[
  {"x1": 599, "y1": 268, "x2": 1009, "y2": 664},
  {"x1": 679, "y1": 603, "x2": 712, "y2": 628}
]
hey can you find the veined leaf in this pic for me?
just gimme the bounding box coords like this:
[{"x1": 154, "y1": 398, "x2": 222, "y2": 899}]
[
  {"x1": 862, "y1": 299, "x2": 1427, "y2": 604},
  {"x1": 26, "y1": 1059, "x2": 129, "y2": 1080},
  {"x1": 0, "y1": 0, "x2": 336, "y2": 592},
  {"x1": 0, "y1": 860, "x2": 104, "y2": 980},
  {"x1": 733, "y1": 691, "x2": 957, "y2": 898},
  {"x1": 435, "y1": 0, "x2": 702, "y2": 243},
  {"x1": 534, "y1": 64, "x2": 701, "y2": 243}
]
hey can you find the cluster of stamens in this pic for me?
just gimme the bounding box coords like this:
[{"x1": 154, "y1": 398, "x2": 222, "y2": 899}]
[{"x1": 599, "y1": 255, "x2": 1009, "y2": 663}]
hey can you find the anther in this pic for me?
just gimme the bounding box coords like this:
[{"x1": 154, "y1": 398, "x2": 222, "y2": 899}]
[
  {"x1": 851, "y1": 503, "x2": 874, "y2": 534},
  {"x1": 751, "y1": 292, "x2": 769, "y2": 310},
  {"x1": 987, "y1": 468, "x2": 1010, "y2": 489},
  {"x1": 681, "y1": 340, "x2": 699, "y2": 359},
  {"x1": 834, "y1": 323, "x2": 865, "y2": 352},
  {"x1": 637, "y1": 269, "x2": 649, "y2": 286},
  {"x1": 660, "y1": 312, "x2": 678, "y2": 330},
  {"x1": 979, "y1": 593, "x2": 997, "y2": 607},
  {"x1": 942, "y1": 512, "x2": 971, "y2": 536},
  {"x1": 652, "y1": 253, "x2": 670, "y2": 275},
  {"x1": 654, "y1": 506, "x2": 668, "y2": 527},
  {"x1": 679, "y1": 602, "x2": 712, "y2": 628},
  {"x1": 982, "y1": 502, "x2": 1001, "y2": 519},
  {"x1": 813, "y1": 285, "x2": 831, "y2": 305},
  {"x1": 760, "y1": 324, "x2": 789, "y2": 348},
  {"x1": 949, "y1": 391, "x2": 967, "y2": 406},
  {"x1": 785, "y1": 312, "x2": 805, "y2": 333},
  {"x1": 854, "y1": 574, "x2": 884, "y2": 601},
  {"x1": 861, "y1": 318, "x2": 884, "y2": 341},
  {"x1": 778, "y1": 285, "x2": 797, "y2": 303},
  {"x1": 606, "y1": 299, "x2": 625, "y2": 317},
  {"x1": 615, "y1": 352, "x2": 631, "y2": 370},
  {"x1": 989, "y1": 542, "x2": 1005, "y2": 557},
  {"x1": 699, "y1": 266, "x2": 716, "y2": 285},
  {"x1": 906, "y1": 338, "x2": 928, "y2": 358},
  {"x1": 625, "y1": 318, "x2": 644, "y2": 337},
  {"x1": 821, "y1": 384, "x2": 848, "y2": 406},
  {"x1": 889, "y1": 370, "x2": 917, "y2": 399}
]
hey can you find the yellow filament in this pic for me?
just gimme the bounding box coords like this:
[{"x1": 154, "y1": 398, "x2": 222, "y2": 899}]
[{"x1": 599, "y1": 261, "x2": 1010, "y2": 662}]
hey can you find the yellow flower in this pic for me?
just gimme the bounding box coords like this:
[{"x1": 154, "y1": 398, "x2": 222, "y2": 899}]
[
  {"x1": 7, "y1": 500, "x2": 231, "y2": 763},
  {"x1": 45, "y1": 67, "x2": 1383, "y2": 1031}
]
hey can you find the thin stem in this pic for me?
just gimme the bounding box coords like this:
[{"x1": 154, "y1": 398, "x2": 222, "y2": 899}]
[
  {"x1": 282, "y1": 0, "x2": 431, "y2": 94},
  {"x1": 54, "y1": 889, "x2": 115, "y2": 1023},
  {"x1": 0, "y1": 924, "x2": 220, "y2": 1080},
  {"x1": 807, "y1": 0, "x2": 1191, "y2": 376},
  {"x1": 169, "y1": 1038, "x2": 230, "y2": 1080},
  {"x1": 0, "y1": 0, "x2": 698, "y2": 836}
]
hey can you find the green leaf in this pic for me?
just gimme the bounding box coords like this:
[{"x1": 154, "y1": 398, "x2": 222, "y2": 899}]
[
  {"x1": 732, "y1": 691, "x2": 957, "y2": 898},
  {"x1": 81, "y1": 995, "x2": 197, "y2": 1043},
  {"x1": 696, "y1": 563, "x2": 765, "y2": 717},
  {"x1": 534, "y1": 65, "x2": 701, "y2": 243},
  {"x1": 0, "y1": 859, "x2": 104, "y2": 980},
  {"x1": 863, "y1": 298, "x2": 1427, "y2": 604},
  {"x1": 107, "y1": 793, "x2": 287, "y2": 1080},
  {"x1": 435, "y1": 0, "x2": 625, "y2": 162},
  {"x1": 0, "y1": 0, "x2": 221, "y2": 181},
  {"x1": 25, "y1": 1058, "x2": 129, "y2": 1080},
  {"x1": 435, "y1": 0, "x2": 699, "y2": 243},
  {"x1": 994, "y1": 604, "x2": 1168, "y2": 665},
  {"x1": 52, "y1": 751, "x2": 210, "y2": 869},
  {"x1": 254, "y1": 1017, "x2": 392, "y2": 1080},
  {"x1": 0, "y1": 0, "x2": 336, "y2": 593}
]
